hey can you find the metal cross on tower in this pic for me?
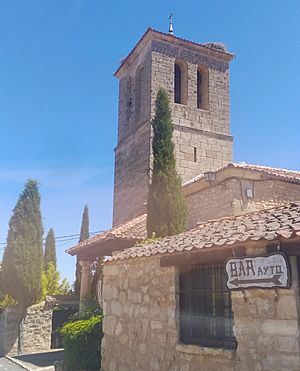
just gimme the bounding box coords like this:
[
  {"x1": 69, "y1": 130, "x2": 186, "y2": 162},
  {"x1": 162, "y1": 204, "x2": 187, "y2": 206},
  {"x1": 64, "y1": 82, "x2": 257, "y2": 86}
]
[{"x1": 169, "y1": 13, "x2": 174, "y2": 35}]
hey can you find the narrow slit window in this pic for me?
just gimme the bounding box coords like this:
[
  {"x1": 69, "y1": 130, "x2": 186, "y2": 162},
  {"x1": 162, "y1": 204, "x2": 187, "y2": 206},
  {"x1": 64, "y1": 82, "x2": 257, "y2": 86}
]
[
  {"x1": 197, "y1": 70, "x2": 202, "y2": 109},
  {"x1": 197, "y1": 66, "x2": 209, "y2": 110},
  {"x1": 174, "y1": 63, "x2": 182, "y2": 103},
  {"x1": 135, "y1": 65, "x2": 143, "y2": 115},
  {"x1": 125, "y1": 76, "x2": 132, "y2": 130},
  {"x1": 193, "y1": 147, "x2": 197, "y2": 162}
]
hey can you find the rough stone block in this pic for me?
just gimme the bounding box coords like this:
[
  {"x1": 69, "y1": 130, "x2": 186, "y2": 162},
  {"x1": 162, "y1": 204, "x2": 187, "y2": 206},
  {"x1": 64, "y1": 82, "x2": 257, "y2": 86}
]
[
  {"x1": 277, "y1": 295, "x2": 298, "y2": 320},
  {"x1": 262, "y1": 319, "x2": 299, "y2": 336},
  {"x1": 103, "y1": 315, "x2": 118, "y2": 336},
  {"x1": 276, "y1": 336, "x2": 299, "y2": 353}
]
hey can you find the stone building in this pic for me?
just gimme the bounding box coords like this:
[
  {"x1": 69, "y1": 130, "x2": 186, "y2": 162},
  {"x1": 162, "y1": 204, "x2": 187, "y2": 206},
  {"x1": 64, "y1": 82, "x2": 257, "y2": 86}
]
[
  {"x1": 102, "y1": 202, "x2": 300, "y2": 371},
  {"x1": 113, "y1": 28, "x2": 234, "y2": 226},
  {"x1": 66, "y1": 28, "x2": 300, "y2": 370}
]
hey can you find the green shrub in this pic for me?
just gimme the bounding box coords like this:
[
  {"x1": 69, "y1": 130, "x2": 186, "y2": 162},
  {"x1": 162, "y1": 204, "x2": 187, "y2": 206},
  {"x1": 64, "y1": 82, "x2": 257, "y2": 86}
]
[
  {"x1": 0, "y1": 294, "x2": 17, "y2": 311},
  {"x1": 71, "y1": 296, "x2": 101, "y2": 321},
  {"x1": 60, "y1": 315, "x2": 103, "y2": 371}
]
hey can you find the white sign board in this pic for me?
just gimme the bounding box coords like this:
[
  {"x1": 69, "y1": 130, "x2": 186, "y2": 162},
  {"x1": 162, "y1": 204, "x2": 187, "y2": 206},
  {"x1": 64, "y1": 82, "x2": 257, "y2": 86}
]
[{"x1": 226, "y1": 253, "x2": 290, "y2": 290}]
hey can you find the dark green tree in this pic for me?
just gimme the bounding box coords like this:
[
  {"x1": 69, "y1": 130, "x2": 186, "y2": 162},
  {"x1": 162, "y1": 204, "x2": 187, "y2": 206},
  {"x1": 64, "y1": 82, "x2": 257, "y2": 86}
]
[
  {"x1": 147, "y1": 88, "x2": 187, "y2": 238},
  {"x1": 75, "y1": 205, "x2": 89, "y2": 295},
  {"x1": 44, "y1": 228, "x2": 56, "y2": 269},
  {"x1": 79, "y1": 205, "x2": 89, "y2": 243},
  {"x1": 1, "y1": 180, "x2": 43, "y2": 308}
]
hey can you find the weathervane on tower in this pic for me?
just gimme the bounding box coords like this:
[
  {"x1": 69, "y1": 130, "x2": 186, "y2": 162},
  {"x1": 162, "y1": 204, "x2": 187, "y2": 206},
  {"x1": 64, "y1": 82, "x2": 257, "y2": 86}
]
[{"x1": 168, "y1": 13, "x2": 174, "y2": 35}]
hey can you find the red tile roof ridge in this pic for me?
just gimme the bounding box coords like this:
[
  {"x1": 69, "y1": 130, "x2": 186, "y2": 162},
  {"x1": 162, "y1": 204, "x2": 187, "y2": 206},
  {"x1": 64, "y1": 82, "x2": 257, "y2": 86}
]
[
  {"x1": 110, "y1": 201, "x2": 300, "y2": 262},
  {"x1": 183, "y1": 162, "x2": 300, "y2": 187},
  {"x1": 233, "y1": 162, "x2": 300, "y2": 176},
  {"x1": 66, "y1": 213, "x2": 147, "y2": 255},
  {"x1": 196, "y1": 201, "x2": 292, "y2": 226}
]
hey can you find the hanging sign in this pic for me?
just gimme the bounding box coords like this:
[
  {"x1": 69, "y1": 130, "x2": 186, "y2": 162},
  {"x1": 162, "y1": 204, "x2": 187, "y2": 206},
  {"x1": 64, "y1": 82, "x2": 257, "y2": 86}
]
[{"x1": 225, "y1": 253, "x2": 290, "y2": 290}]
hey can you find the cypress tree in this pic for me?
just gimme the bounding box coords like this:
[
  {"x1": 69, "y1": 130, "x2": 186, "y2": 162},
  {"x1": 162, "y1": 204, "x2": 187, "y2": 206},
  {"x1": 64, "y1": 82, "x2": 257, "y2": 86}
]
[
  {"x1": 74, "y1": 205, "x2": 89, "y2": 295},
  {"x1": 44, "y1": 228, "x2": 56, "y2": 269},
  {"x1": 147, "y1": 88, "x2": 187, "y2": 238},
  {"x1": 1, "y1": 180, "x2": 43, "y2": 308},
  {"x1": 79, "y1": 205, "x2": 89, "y2": 243}
]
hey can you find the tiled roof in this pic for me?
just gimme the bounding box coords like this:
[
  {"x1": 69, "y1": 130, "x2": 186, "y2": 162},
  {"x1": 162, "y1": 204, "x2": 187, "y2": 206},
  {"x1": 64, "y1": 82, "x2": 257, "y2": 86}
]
[
  {"x1": 66, "y1": 214, "x2": 147, "y2": 256},
  {"x1": 67, "y1": 162, "x2": 300, "y2": 257},
  {"x1": 183, "y1": 162, "x2": 300, "y2": 187},
  {"x1": 110, "y1": 202, "x2": 300, "y2": 261}
]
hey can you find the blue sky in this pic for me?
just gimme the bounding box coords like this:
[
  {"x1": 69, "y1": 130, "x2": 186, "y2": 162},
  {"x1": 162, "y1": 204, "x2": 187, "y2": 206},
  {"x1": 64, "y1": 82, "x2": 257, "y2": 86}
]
[{"x1": 0, "y1": 1, "x2": 299, "y2": 283}]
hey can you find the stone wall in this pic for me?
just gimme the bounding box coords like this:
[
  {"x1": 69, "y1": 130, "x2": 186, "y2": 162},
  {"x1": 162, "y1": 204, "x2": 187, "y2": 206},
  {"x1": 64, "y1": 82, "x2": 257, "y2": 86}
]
[
  {"x1": 186, "y1": 178, "x2": 300, "y2": 229},
  {"x1": 113, "y1": 123, "x2": 150, "y2": 226},
  {"x1": 150, "y1": 41, "x2": 231, "y2": 136},
  {"x1": 20, "y1": 301, "x2": 53, "y2": 354},
  {"x1": 150, "y1": 41, "x2": 233, "y2": 184},
  {"x1": 232, "y1": 255, "x2": 300, "y2": 370},
  {"x1": 173, "y1": 126, "x2": 232, "y2": 182},
  {"x1": 102, "y1": 252, "x2": 300, "y2": 371},
  {"x1": 0, "y1": 301, "x2": 53, "y2": 356},
  {"x1": 113, "y1": 35, "x2": 233, "y2": 226}
]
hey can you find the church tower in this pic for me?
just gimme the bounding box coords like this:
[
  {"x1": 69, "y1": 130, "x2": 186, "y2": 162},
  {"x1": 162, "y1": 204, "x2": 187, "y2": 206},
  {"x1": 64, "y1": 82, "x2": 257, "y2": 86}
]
[{"x1": 113, "y1": 28, "x2": 235, "y2": 226}]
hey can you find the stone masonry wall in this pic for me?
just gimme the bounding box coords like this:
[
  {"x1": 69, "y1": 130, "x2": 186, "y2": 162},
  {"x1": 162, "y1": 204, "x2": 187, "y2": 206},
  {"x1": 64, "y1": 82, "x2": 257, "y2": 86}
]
[
  {"x1": 186, "y1": 178, "x2": 300, "y2": 229},
  {"x1": 113, "y1": 46, "x2": 152, "y2": 226},
  {"x1": 174, "y1": 126, "x2": 232, "y2": 183},
  {"x1": 150, "y1": 41, "x2": 231, "y2": 135},
  {"x1": 113, "y1": 36, "x2": 233, "y2": 226},
  {"x1": 102, "y1": 256, "x2": 236, "y2": 371},
  {"x1": 0, "y1": 302, "x2": 52, "y2": 356},
  {"x1": 113, "y1": 123, "x2": 150, "y2": 226},
  {"x1": 150, "y1": 41, "x2": 233, "y2": 183},
  {"x1": 102, "y1": 252, "x2": 300, "y2": 371},
  {"x1": 231, "y1": 254, "x2": 300, "y2": 371},
  {"x1": 20, "y1": 301, "x2": 53, "y2": 354},
  {"x1": 117, "y1": 47, "x2": 152, "y2": 145}
]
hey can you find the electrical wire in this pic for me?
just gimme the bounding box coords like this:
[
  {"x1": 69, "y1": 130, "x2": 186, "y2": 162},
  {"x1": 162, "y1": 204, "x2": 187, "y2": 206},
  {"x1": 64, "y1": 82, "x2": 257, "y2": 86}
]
[{"x1": 0, "y1": 229, "x2": 106, "y2": 251}]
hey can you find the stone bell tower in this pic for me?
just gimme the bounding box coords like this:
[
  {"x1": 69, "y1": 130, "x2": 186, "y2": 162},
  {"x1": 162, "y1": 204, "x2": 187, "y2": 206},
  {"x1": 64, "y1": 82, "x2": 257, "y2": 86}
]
[{"x1": 113, "y1": 28, "x2": 235, "y2": 226}]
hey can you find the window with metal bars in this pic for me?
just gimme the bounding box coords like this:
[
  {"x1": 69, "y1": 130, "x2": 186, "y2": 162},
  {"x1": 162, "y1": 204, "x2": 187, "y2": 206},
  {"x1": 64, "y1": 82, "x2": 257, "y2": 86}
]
[{"x1": 179, "y1": 263, "x2": 237, "y2": 350}]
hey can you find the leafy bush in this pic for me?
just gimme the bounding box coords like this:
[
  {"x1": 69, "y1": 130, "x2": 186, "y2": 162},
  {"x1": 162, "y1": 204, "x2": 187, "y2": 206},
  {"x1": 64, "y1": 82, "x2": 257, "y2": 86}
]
[
  {"x1": 60, "y1": 315, "x2": 103, "y2": 371},
  {"x1": 71, "y1": 296, "x2": 101, "y2": 321},
  {"x1": 0, "y1": 294, "x2": 17, "y2": 311}
]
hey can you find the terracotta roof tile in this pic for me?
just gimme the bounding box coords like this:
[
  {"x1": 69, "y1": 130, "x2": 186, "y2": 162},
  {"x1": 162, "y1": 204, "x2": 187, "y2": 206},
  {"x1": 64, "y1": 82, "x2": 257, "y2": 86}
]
[
  {"x1": 66, "y1": 214, "x2": 147, "y2": 256},
  {"x1": 110, "y1": 202, "x2": 300, "y2": 261},
  {"x1": 183, "y1": 162, "x2": 300, "y2": 187}
]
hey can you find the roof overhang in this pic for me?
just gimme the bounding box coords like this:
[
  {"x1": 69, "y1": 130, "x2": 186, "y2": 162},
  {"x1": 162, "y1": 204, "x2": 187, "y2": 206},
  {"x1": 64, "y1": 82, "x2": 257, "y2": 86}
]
[
  {"x1": 114, "y1": 28, "x2": 235, "y2": 79},
  {"x1": 160, "y1": 236, "x2": 300, "y2": 267},
  {"x1": 76, "y1": 238, "x2": 140, "y2": 261},
  {"x1": 183, "y1": 163, "x2": 300, "y2": 197}
]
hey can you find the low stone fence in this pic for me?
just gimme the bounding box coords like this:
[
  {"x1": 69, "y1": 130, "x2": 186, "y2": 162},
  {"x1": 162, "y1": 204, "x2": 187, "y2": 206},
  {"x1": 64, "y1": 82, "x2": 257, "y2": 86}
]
[
  {"x1": 20, "y1": 301, "x2": 53, "y2": 354},
  {"x1": 0, "y1": 301, "x2": 53, "y2": 356}
]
